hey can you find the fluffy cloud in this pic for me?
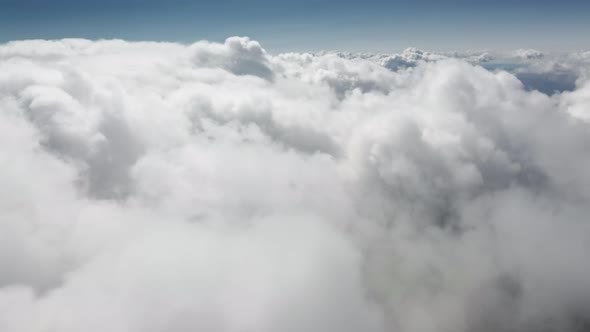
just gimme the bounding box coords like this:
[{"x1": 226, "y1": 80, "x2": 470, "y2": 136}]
[
  {"x1": 513, "y1": 49, "x2": 544, "y2": 60},
  {"x1": 1, "y1": 37, "x2": 590, "y2": 332}
]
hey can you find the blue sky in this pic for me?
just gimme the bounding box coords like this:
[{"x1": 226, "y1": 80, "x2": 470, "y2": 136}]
[{"x1": 1, "y1": 0, "x2": 589, "y2": 52}]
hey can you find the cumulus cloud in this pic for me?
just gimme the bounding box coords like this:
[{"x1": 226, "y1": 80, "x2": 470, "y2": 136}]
[
  {"x1": 189, "y1": 37, "x2": 274, "y2": 80},
  {"x1": 320, "y1": 48, "x2": 581, "y2": 95},
  {"x1": 513, "y1": 49, "x2": 544, "y2": 60},
  {"x1": 323, "y1": 47, "x2": 445, "y2": 71},
  {"x1": 1, "y1": 37, "x2": 590, "y2": 332}
]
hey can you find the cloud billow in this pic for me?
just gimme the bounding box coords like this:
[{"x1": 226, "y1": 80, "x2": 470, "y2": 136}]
[{"x1": 0, "y1": 37, "x2": 590, "y2": 332}]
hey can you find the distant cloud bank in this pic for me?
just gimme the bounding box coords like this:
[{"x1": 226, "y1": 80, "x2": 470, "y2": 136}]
[{"x1": 1, "y1": 37, "x2": 590, "y2": 332}]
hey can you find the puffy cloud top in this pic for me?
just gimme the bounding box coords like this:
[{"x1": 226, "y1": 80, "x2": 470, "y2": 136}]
[
  {"x1": 189, "y1": 36, "x2": 274, "y2": 80},
  {"x1": 513, "y1": 48, "x2": 544, "y2": 60},
  {"x1": 1, "y1": 37, "x2": 590, "y2": 332}
]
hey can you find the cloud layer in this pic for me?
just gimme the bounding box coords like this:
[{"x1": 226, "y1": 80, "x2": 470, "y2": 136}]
[{"x1": 1, "y1": 37, "x2": 590, "y2": 332}]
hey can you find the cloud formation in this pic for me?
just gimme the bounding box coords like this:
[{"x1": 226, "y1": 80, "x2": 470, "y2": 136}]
[{"x1": 1, "y1": 37, "x2": 590, "y2": 332}]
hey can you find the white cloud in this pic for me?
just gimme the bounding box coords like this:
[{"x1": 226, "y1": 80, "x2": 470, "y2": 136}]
[
  {"x1": 189, "y1": 37, "x2": 275, "y2": 80},
  {"x1": 1, "y1": 37, "x2": 590, "y2": 332},
  {"x1": 513, "y1": 48, "x2": 544, "y2": 60}
]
